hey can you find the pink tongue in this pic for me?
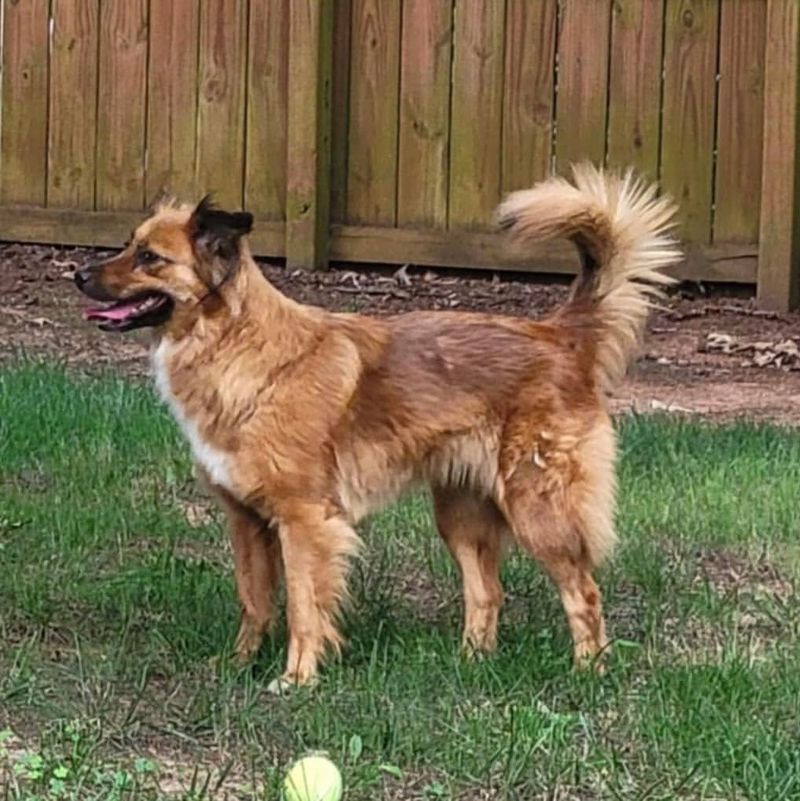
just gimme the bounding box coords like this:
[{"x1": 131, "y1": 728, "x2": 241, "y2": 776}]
[{"x1": 83, "y1": 301, "x2": 139, "y2": 322}]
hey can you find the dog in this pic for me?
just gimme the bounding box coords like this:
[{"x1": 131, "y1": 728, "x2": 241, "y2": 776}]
[{"x1": 75, "y1": 164, "x2": 680, "y2": 690}]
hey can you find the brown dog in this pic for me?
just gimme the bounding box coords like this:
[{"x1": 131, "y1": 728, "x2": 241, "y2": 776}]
[{"x1": 75, "y1": 165, "x2": 680, "y2": 689}]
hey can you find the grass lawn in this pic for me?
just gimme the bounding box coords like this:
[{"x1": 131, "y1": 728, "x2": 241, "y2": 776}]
[{"x1": 1, "y1": 361, "x2": 800, "y2": 800}]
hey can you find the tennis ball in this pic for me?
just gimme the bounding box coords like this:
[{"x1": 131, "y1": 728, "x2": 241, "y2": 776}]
[{"x1": 283, "y1": 755, "x2": 343, "y2": 801}]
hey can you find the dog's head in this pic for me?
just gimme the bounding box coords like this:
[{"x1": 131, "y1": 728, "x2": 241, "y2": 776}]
[{"x1": 74, "y1": 196, "x2": 253, "y2": 332}]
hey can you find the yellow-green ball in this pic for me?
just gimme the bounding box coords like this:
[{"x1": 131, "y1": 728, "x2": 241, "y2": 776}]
[{"x1": 283, "y1": 756, "x2": 342, "y2": 801}]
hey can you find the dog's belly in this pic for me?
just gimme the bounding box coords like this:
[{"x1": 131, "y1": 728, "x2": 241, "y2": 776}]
[
  {"x1": 335, "y1": 430, "x2": 500, "y2": 522},
  {"x1": 424, "y1": 430, "x2": 500, "y2": 493},
  {"x1": 151, "y1": 341, "x2": 235, "y2": 492},
  {"x1": 334, "y1": 447, "x2": 414, "y2": 523}
]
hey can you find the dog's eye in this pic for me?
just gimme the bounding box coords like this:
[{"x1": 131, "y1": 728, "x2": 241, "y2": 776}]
[{"x1": 135, "y1": 249, "x2": 160, "y2": 267}]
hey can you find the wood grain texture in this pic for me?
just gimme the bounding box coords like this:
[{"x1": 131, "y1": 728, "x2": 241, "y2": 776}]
[
  {"x1": 195, "y1": 0, "x2": 248, "y2": 208},
  {"x1": 346, "y1": 0, "x2": 401, "y2": 225},
  {"x1": 606, "y1": 0, "x2": 664, "y2": 177},
  {"x1": 332, "y1": 224, "x2": 578, "y2": 272},
  {"x1": 555, "y1": 0, "x2": 612, "y2": 173},
  {"x1": 1, "y1": 0, "x2": 49, "y2": 205},
  {"x1": 330, "y1": 0, "x2": 352, "y2": 223},
  {"x1": 715, "y1": 0, "x2": 766, "y2": 243},
  {"x1": 660, "y1": 0, "x2": 720, "y2": 243},
  {"x1": 48, "y1": 0, "x2": 99, "y2": 209},
  {"x1": 245, "y1": 0, "x2": 290, "y2": 219},
  {"x1": 329, "y1": 225, "x2": 756, "y2": 283},
  {"x1": 449, "y1": 0, "x2": 505, "y2": 228},
  {"x1": 0, "y1": 207, "x2": 285, "y2": 255},
  {"x1": 96, "y1": 0, "x2": 149, "y2": 210},
  {"x1": 502, "y1": 0, "x2": 556, "y2": 192},
  {"x1": 145, "y1": 0, "x2": 200, "y2": 203},
  {"x1": 397, "y1": 0, "x2": 453, "y2": 227},
  {"x1": 286, "y1": 0, "x2": 334, "y2": 268},
  {"x1": 758, "y1": 0, "x2": 800, "y2": 310}
]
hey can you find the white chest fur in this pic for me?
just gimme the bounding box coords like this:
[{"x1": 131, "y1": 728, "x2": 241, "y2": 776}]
[{"x1": 151, "y1": 340, "x2": 234, "y2": 492}]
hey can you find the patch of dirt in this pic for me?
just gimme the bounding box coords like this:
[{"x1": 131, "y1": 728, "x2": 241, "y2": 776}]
[
  {"x1": 176, "y1": 497, "x2": 218, "y2": 529},
  {"x1": 606, "y1": 579, "x2": 649, "y2": 643},
  {"x1": 3, "y1": 243, "x2": 800, "y2": 422},
  {"x1": 383, "y1": 559, "x2": 458, "y2": 625},
  {"x1": 691, "y1": 547, "x2": 795, "y2": 600},
  {"x1": 660, "y1": 547, "x2": 798, "y2": 662}
]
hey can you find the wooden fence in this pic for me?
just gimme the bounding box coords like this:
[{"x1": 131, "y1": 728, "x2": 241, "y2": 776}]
[{"x1": 1, "y1": 0, "x2": 798, "y2": 309}]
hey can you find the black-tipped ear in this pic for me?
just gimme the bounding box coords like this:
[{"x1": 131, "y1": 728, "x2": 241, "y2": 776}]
[{"x1": 189, "y1": 196, "x2": 254, "y2": 262}]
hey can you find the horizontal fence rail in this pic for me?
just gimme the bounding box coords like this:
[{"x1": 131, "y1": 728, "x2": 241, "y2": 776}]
[{"x1": 0, "y1": 0, "x2": 797, "y2": 308}]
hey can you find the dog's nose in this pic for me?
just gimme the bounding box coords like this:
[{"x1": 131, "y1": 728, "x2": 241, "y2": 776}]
[{"x1": 74, "y1": 269, "x2": 92, "y2": 289}]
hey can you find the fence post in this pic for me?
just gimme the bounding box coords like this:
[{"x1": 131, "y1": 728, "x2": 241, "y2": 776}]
[
  {"x1": 285, "y1": 0, "x2": 333, "y2": 270},
  {"x1": 757, "y1": 0, "x2": 800, "y2": 310}
]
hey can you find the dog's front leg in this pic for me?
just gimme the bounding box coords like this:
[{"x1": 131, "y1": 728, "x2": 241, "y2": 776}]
[
  {"x1": 269, "y1": 505, "x2": 360, "y2": 691},
  {"x1": 211, "y1": 485, "x2": 282, "y2": 664}
]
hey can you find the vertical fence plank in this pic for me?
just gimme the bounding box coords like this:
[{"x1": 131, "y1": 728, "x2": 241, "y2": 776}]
[
  {"x1": 449, "y1": 0, "x2": 505, "y2": 228},
  {"x1": 96, "y1": 0, "x2": 148, "y2": 211},
  {"x1": 502, "y1": 0, "x2": 556, "y2": 192},
  {"x1": 330, "y1": 0, "x2": 352, "y2": 223},
  {"x1": 1, "y1": 0, "x2": 49, "y2": 205},
  {"x1": 397, "y1": 0, "x2": 452, "y2": 227},
  {"x1": 715, "y1": 0, "x2": 766, "y2": 244},
  {"x1": 146, "y1": 0, "x2": 200, "y2": 203},
  {"x1": 661, "y1": 0, "x2": 719, "y2": 243},
  {"x1": 555, "y1": 0, "x2": 612, "y2": 173},
  {"x1": 245, "y1": 0, "x2": 289, "y2": 219},
  {"x1": 758, "y1": 0, "x2": 800, "y2": 310},
  {"x1": 286, "y1": 0, "x2": 333, "y2": 268},
  {"x1": 195, "y1": 0, "x2": 247, "y2": 209},
  {"x1": 606, "y1": 0, "x2": 664, "y2": 177},
  {"x1": 49, "y1": 0, "x2": 98, "y2": 209},
  {"x1": 347, "y1": 0, "x2": 401, "y2": 225}
]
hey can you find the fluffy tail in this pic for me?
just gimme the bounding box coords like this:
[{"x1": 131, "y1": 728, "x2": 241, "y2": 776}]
[{"x1": 497, "y1": 164, "x2": 681, "y2": 390}]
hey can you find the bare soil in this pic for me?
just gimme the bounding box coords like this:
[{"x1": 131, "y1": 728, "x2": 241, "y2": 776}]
[{"x1": 2, "y1": 242, "x2": 799, "y2": 423}]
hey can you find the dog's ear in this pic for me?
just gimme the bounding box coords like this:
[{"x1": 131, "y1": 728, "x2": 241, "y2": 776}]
[
  {"x1": 146, "y1": 187, "x2": 176, "y2": 215},
  {"x1": 189, "y1": 196, "x2": 254, "y2": 288},
  {"x1": 189, "y1": 196, "x2": 253, "y2": 260}
]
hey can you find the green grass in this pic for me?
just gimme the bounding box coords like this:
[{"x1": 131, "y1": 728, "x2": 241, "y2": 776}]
[{"x1": 1, "y1": 361, "x2": 800, "y2": 800}]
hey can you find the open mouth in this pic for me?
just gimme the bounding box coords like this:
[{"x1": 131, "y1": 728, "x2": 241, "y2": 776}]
[{"x1": 83, "y1": 292, "x2": 174, "y2": 332}]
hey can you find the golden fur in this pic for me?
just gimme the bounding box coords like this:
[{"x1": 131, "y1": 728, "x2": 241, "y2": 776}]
[{"x1": 75, "y1": 165, "x2": 681, "y2": 688}]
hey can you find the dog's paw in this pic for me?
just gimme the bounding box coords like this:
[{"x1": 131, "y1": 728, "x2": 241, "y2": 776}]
[
  {"x1": 266, "y1": 676, "x2": 293, "y2": 696},
  {"x1": 461, "y1": 634, "x2": 497, "y2": 661},
  {"x1": 573, "y1": 642, "x2": 609, "y2": 675},
  {"x1": 266, "y1": 674, "x2": 319, "y2": 696},
  {"x1": 461, "y1": 643, "x2": 490, "y2": 662},
  {"x1": 233, "y1": 623, "x2": 265, "y2": 665}
]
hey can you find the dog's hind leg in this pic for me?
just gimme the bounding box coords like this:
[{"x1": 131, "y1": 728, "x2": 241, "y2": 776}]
[
  {"x1": 272, "y1": 506, "x2": 360, "y2": 689},
  {"x1": 433, "y1": 487, "x2": 507, "y2": 655},
  {"x1": 499, "y1": 464, "x2": 610, "y2": 670},
  {"x1": 214, "y1": 489, "x2": 282, "y2": 664}
]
